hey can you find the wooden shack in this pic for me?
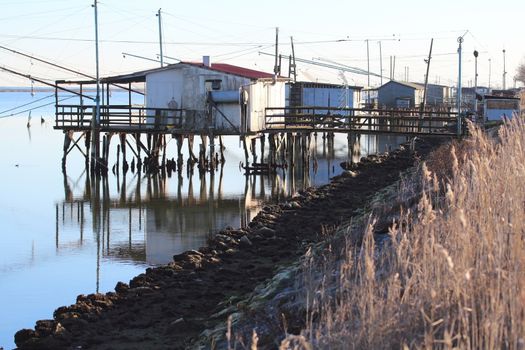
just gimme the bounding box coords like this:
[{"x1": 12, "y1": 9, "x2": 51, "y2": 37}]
[{"x1": 54, "y1": 57, "x2": 287, "y2": 136}]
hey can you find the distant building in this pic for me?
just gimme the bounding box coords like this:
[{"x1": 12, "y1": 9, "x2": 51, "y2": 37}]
[
  {"x1": 375, "y1": 81, "x2": 454, "y2": 109},
  {"x1": 426, "y1": 84, "x2": 453, "y2": 106},
  {"x1": 361, "y1": 88, "x2": 378, "y2": 108},
  {"x1": 483, "y1": 95, "x2": 520, "y2": 121},
  {"x1": 286, "y1": 81, "x2": 362, "y2": 109},
  {"x1": 377, "y1": 81, "x2": 424, "y2": 108}
]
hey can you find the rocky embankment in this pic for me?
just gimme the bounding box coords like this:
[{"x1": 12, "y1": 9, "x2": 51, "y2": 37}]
[{"x1": 15, "y1": 137, "x2": 447, "y2": 350}]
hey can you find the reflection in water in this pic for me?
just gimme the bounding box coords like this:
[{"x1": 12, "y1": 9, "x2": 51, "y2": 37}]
[
  {"x1": 57, "y1": 165, "x2": 270, "y2": 283},
  {"x1": 55, "y1": 133, "x2": 406, "y2": 291}
]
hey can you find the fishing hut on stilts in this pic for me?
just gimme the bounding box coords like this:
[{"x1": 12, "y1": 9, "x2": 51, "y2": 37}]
[{"x1": 55, "y1": 57, "x2": 288, "y2": 176}]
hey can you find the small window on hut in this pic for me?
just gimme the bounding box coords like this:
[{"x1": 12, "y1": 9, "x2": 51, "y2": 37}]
[{"x1": 205, "y1": 79, "x2": 222, "y2": 91}]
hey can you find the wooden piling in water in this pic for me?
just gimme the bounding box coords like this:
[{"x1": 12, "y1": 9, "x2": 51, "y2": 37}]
[
  {"x1": 218, "y1": 136, "x2": 225, "y2": 164},
  {"x1": 119, "y1": 133, "x2": 128, "y2": 174}
]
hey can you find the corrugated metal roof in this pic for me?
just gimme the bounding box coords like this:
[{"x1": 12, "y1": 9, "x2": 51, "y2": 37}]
[
  {"x1": 96, "y1": 62, "x2": 277, "y2": 84},
  {"x1": 380, "y1": 80, "x2": 424, "y2": 90},
  {"x1": 184, "y1": 62, "x2": 276, "y2": 80},
  {"x1": 293, "y1": 81, "x2": 363, "y2": 90}
]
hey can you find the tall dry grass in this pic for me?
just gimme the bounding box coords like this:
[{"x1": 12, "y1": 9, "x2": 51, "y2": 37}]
[{"x1": 289, "y1": 118, "x2": 525, "y2": 349}]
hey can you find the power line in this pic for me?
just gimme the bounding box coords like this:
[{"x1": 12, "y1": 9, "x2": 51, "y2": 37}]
[
  {"x1": 0, "y1": 93, "x2": 54, "y2": 115},
  {"x1": 0, "y1": 94, "x2": 76, "y2": 119},
  {"x1": 0, "y1": 34, "x2": 400, "y2": 46}
]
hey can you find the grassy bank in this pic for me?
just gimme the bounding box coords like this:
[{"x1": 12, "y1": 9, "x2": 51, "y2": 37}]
[{"x1": 288, "y1": 118, "x2": 525, "y2": 349}]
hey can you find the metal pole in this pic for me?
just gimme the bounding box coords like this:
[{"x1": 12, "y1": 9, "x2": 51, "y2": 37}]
[
  {"x1": 488, "y1": 58, "x2": 492, "y2": 89},
  {"x1": 421, "y1": 38, "x2": 433, "y2": 123},
  {"x1": 378, "y1": 41, "x2": 383, "y2": 85},
  {"x1": 290, "y1": 36, "x2": 297, "y2": 83},
  {"x1": 273, "y1": 27, "x2": 279, "y2": 80},
  {"x1": 390, "y1": 56, "x2": 393, "y2": 80},
  {"x1": 393, "y1": 56, "x2": 396, "y2": 80},
  {"x1": 157, "y1": 9, "x2": 164, "y2": 67},
  {"x1": 366, "y1": 39, "x2": 370, "y2": 87},
  {"x1": 92, "y1": 0, "x2": 101, "y2": 163},
  {"x1": 473, "y1": 50, "x2": 478, "y2": 116},
  {"x1": 502, "y1": 49, "x2": 507, "y2": 90},
  {"x1": 457, "y1": 36, "x2": 463, "y2": 136}
]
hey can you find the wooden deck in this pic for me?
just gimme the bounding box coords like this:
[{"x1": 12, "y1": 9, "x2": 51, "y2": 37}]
[
  {"x1": 264, "y1": 106, "x2": 462, "y2": 137},
  {"x1": 55, "y1": 104, "x2": 462, "y2": 137},
  {"x1": 55, "y1": 104, "x2": 190, "y2": 134}
]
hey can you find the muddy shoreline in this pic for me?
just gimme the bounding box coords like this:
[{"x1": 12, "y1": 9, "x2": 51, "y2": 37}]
[{"x1": 14, "y1": 137, "x2": 447, "y2": 350}]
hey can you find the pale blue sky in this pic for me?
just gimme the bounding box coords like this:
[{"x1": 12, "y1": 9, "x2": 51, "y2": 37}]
[{"x1": 0, "y1": 0, "x2": 523, "y2": 88}]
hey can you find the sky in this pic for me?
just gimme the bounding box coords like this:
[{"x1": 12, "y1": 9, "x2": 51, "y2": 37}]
[{"x1": 0, "y1": 0, "x2": 524, "y2": 89}]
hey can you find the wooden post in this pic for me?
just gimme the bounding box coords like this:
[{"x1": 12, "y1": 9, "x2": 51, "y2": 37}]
[
  {"x1": 120, "y1": 133, "x2": 128, "y2": 173},
  {"x1": 349, "y1": 132, "x2": 361, "y2": 164},
  {"x1": 187, "y1": 134, "x2": 197, "y2": 162},
  {"x1": 218, "y1": 135, "x2": 225, "y2": 164},
  {"x1": 268, "y1": 134, "x2": 275, "y2": 166},
  {"x1": 161, "y1": 135, "x2": 167, "y2": 168},
  {"x1": 242, "y1": 136, "x2": 249, "y2": 166},
  {"x1": 62, "y1": 130, "x2": 73, "y2": 169}
]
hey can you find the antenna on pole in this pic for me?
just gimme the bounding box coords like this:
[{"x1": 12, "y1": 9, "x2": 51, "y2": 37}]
[{"x1": 157, "y1": 9, "x2": 164, "y2": 67}]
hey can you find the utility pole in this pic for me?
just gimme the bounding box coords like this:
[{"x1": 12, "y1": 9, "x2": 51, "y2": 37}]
[
  {"x1": 289, "y1": 36, "x2": 297, "y2": 83},
  {"x1": 92, "y1": 0, "x2": 101, "y2": 166},
  {"x1": 366, "y1": 39, "x2": 370, "y2": 87},
  {"x1": 502, "y1": 49, "x2": 507, "y2": 90},
  {"x1": 473, "y1": 50, "x2": 479, "y2": 116},
  {"x1": 273, "y1": 27, "x2": 279, "y2": 81},
  {"x1": 378, "y1": 41, "x2": 383, "y2": 85},
  {"x1": 389, "y1": 56, "x2": 393, "y2": 80},
  {"x1": 393, "y1": 56, "x2": 396, "y2": 80},
  {"x1": 457, "y1": 36, "x2": 464, "y2": 136},
  {"x1": 421, "y1": 38, "x2": 433, "y2": 122},
  {"x1": 488, "y1": 58, "x2": 492, "y2": 89},
  {"x1": 157, "y1": 9, "x2": 164, "y2": 67}
]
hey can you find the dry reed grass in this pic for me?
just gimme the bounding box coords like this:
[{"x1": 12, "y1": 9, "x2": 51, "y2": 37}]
[{"x1": 281, "y1": 118, "x2": 525, "y2": 349}]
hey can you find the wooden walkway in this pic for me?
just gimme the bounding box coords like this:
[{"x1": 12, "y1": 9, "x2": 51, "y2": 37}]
[
  {"x1": 55, "y1": 103, "x2": 463, "y2": 175},
  {"x1": 264, "y1": 106, "x2": 461, "y2": 137},
  {"x1": 55, "y1": 104, "x2": 462, "y2": 137}
]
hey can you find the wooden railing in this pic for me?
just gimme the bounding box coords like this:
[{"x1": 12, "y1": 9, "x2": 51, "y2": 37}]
[
  {"x1": 55, "y1": 104, "x2": 185, "y2": 131},
  {"x1": 265, "y1": 106, "x2": 462, "y2": 136}
]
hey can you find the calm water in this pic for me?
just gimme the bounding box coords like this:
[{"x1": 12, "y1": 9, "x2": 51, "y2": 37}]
[{"x1": 0, "y1": 90, "x2": 405, "y2": 349}]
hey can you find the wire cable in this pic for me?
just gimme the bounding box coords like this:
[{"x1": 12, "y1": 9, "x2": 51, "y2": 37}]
[
  {"x1": 0, "y1": 93, "x2": 54, "y2": 115},
  {"x1": 0, "y1": 94, "x2": 76, "y2": 119}
]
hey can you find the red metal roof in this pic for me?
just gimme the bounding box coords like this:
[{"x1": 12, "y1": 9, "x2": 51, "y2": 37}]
[{"x1": 184, "y1": 62, "x2": 275, "y2": 80}]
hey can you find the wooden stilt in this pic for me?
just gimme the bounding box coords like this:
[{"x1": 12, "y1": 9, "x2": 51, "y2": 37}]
[
  {"x1": 85, "y1": 131, "x2": 91, "y2": 169},
  {"x1": 120, "y1": 133, "x2": 128, "y2": 174},
  {"x1": 251, "y1": 137, "x2": 257, "y2": 164},
  {"x1": 62, "y1": 130, "x2": 73, "y2": 169},
  {"x1": 242, "y1": 136, "x2": 249, "y2": 166},
  {"x1": 187, "y1": 134, "x2": 197, "y2": 162},
  {"x1": 218, "y1": 135, "x2": 225, "y2": 164},
  {"x1": 260, "y1": 135, "x2": 265, "y2": 164}
]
